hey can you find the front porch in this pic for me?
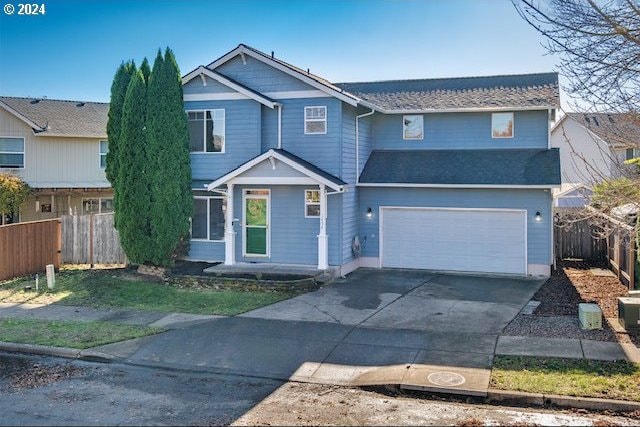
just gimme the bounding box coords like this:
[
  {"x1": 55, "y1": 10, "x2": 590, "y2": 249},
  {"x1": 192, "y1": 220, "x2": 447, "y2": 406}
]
[{"x1": 201, "y1": 149, "x2": 346, "y2": 270}]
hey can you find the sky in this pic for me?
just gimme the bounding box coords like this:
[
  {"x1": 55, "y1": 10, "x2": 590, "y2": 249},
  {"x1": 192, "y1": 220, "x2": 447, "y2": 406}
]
[{"x1": 0, "y1": 0, "x2": 561, "y2": 103}]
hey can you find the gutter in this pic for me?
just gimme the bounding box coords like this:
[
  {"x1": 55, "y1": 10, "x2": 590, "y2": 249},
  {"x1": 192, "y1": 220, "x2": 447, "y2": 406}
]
[{"x1": 355, "y1": 108, "x2": 375, "y2": 184}]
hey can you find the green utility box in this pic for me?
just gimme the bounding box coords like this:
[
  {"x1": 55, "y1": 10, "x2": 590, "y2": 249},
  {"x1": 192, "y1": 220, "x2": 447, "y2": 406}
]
[{"x1": 618, "y1": 297, "x2": 640, "y2": 331}]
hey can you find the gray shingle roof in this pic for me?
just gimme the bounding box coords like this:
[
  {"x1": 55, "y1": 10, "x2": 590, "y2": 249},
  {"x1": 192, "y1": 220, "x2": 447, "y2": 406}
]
[
  {"x1": 566, "y1": 112, "x2": 640, "y2": 148},
  {"x1": 0, "y1": 96, "x2": 108, "y2": 138},
  {"x1": 273, "y1": 149, "x2": 346, "y2": 187},
  {"x1": 359, "y1": 149, "x2": 561, "y2": 186},
  {"x1": 336, "y1": 73, "x2": 559, "y2": 112}
]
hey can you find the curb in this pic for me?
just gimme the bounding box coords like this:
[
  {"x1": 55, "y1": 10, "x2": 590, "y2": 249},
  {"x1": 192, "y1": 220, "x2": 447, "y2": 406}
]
[
  {"x1": 0, "y1": 341, "x2": 119, "y2": 363},
  {"x1": 487, "y1": 389, "x2": 640, "y2": 412}
]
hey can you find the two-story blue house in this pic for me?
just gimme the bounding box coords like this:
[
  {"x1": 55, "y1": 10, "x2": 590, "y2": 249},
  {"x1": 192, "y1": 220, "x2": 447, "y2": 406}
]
[{"x1": 182, "y1": 44, "x2": 560, "y2": 277}]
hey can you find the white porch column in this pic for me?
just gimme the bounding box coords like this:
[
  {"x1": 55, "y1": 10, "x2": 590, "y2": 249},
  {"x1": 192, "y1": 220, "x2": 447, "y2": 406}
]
[
  {"x1": 317, "y1": 184, "x2": 329, "y2": 270},
  {"x1": 224, "y1": 183, "x2": 236, "y2": 265}
]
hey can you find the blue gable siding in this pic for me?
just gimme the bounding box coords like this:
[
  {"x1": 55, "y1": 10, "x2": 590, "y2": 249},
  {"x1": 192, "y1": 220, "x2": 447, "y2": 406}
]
[
  {"x1": 183, "y1": 75, "x2": 239, "y2": 95},
  {"x1": 341, "y1": 105, "x2": 357, "y2": 264},
  {"x1": 279, "y1": 97, "x2": 343, "y2": 177},
  {"x1": 359, "y1": 188, "x2": 552, "y2": 266},
  {"x1": 185, "y1": 99, "x2": 261, "y2": 181},
  {"x1": 372, "y1": 110, "x2": 548, "y2": 150},
  {"x1": 215, "y1": 55, "x2": 315, "y2": 93}
]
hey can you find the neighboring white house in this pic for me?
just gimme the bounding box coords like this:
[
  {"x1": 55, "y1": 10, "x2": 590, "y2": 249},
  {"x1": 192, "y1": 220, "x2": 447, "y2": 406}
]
[
  {"x1": 550, "y1": 112, "x2": 639, "y2": 207},
  {"x1": 0, "y1": 96, "x2": 112, "y2": 223}
]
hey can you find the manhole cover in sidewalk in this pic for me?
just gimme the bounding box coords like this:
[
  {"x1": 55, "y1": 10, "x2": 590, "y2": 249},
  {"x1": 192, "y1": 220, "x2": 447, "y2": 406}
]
[{"x1": 427, "y1": 371, "x2": 466, "y2": 387}]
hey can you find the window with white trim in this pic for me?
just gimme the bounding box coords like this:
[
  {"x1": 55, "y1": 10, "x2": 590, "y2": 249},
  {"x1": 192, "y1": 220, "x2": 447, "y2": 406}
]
[
  {"x1": 191, "y1": 196, "x2": 226, "y2": 241},
  {"x1": 492, "y1": 112, "x2": 514, "y2": 138},
  {"x1": 82, "y1": 197, "x2": 113, "y2": 214},
  {"x1": 187, "y1": 110, "x2": 225, "y2": 152},
  {"x1": 100, "y1": 140, "x2": 108, "y2": 168},
  {"x1": 304, "y1": 189, "x2": 320, "y2": 217},
  {"x1": 625, "y1": 147, "x2": 640, "y2": 160},
  {"x1": 304, "y1": 106, "x2": 327, "y2": 134},
  {"x1": 403, "y1": 115, "x2": 423, "y2": 140},
  {"x1": 0, "y1": 137, "x2": 25, "y2": 168}
]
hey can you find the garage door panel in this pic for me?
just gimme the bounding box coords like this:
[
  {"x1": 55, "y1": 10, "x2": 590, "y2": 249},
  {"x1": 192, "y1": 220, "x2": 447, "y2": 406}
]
[{"x1": 381, "y1": 208, "x2": 526, "y2": 275}]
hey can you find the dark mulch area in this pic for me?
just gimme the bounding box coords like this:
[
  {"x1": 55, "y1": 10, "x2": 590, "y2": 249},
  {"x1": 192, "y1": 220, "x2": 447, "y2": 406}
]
[
  {"x1": 532, "y1": 259, "x2": 638, "y2": 344},
  {"x1": 169, "y1": 260, "x2": 220, "y2": 276},
  {"x1": 0, "y1": 354, "x2": 87, "y2": 390},
  {"x1": 534, "y1": 260, "x2": 629, "y2": 318}
]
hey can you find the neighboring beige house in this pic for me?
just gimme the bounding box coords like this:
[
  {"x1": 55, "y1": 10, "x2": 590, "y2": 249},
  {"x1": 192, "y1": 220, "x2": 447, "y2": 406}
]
[
  {"x1": 550, "y1": 112, "x2": 640, "y2": 207},
  {"x1": 0, "y1": 96, "x2": 112, "y2": 223}
]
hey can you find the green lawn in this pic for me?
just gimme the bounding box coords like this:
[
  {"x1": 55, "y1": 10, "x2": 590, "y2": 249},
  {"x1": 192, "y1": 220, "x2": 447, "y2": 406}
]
[
  {"x1": 0, "y1": 270, "x2": 298, "y2": 315},
  {"x1": 491, "y1": 356, "x2": 640, "y2": 402},
  {"x1": 0, "y1": 318, "x2": 163, "y2": 349}
]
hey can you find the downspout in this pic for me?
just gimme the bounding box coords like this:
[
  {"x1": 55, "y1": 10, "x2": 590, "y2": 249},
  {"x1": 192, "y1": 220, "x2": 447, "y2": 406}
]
[
  {"x1": 355, "y1": 108, "x2": 375, "y2": 183},
  {"x1": 276, "y1": 104, "x2": 282, "y2": 149}
]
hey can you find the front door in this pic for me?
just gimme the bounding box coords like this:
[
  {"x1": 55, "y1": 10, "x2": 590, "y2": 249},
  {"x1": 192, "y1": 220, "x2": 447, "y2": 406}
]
[{"x1": 243, "y1": 189, "x2": 270, "y2": 257}]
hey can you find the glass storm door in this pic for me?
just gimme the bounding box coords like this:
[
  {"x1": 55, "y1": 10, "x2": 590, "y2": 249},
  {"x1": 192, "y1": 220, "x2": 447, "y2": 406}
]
[{"x1": 243, "y1": 190, "x2": 269, "y2": 256}]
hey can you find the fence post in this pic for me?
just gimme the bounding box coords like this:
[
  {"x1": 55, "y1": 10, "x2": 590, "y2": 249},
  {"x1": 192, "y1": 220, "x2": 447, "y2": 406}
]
[
  {"x1": 89, "y1": 214, "x2": 94, "y2": 268},
  {"x1": 56, "y1": 219, "x2": 62, "y2": 268}
]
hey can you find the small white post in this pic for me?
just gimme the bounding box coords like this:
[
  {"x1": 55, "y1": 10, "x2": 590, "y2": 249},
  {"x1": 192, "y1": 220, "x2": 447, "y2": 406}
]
[
  {"x1": 224, "y1": 183, "x2": 236, "y2": 265},
  {"x1": 317, "y1": 184, "x2": 329, "y2": 270},
  {"x1": 46, "y1": 264, "x2": 55, "y2": 290}
]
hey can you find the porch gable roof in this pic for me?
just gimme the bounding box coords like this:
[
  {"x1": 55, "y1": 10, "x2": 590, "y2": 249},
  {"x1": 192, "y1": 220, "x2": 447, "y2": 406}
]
[{"x1": 206, "y1": 149, "x2": 346, "y2": 191}]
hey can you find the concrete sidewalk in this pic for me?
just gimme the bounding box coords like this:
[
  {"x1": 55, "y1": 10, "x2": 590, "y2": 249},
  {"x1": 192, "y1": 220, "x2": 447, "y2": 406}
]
[
  {"x1": 0, "y1": 302, "x2": 222, "y2": 329},
  {"x1": 496, "y1": 335, "x2": 640, "y2": 363}
]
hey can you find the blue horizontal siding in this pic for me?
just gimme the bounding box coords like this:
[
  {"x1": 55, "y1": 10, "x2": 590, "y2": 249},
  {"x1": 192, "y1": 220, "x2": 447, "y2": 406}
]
[
  {"x1": 358, "y1": 188, "x2": 552, "y2": 265},
  {"x1": 279, "y1": 97, "x2": 342, "y2": 176},
  {"x1": 215, "y1": 55, "x2": 314, "y2": 93},
  {"x1": 187, "y1": 241, "x2": 224, "y2": 262},
  {"x1": 261, "y1": 105, "x2": 278, "y2": 151},
  {"x1": 185, "y1": 99, "x2": 261, "y2": 180},
  {"x1": 372, "y1": 110, "x2": 548, "y2": 150}
]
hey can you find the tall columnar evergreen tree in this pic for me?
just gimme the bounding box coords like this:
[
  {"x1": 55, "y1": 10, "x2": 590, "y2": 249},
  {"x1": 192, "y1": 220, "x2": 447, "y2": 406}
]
[
  {"x1": 115, "y1": 69, "x2": 153, "y2": 264},
  {"x1": 106, "y1": 61, "x2": 136, "y2": 228},
  {"x1": 140, "y1": 57, "x2": 151, "y2": 84},
  {"x1": 105, "y1": 61, "x2": 135, "y2": 186},
  {"x1": 146, "y1": 48, "x2": 193, "y2": 265}
]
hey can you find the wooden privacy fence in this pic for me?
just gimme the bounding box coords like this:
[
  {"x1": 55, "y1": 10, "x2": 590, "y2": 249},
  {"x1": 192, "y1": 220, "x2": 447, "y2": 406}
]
[
  {"x1": 61, "y1": 213, "x2": 126, "y2": 264},
  {"x1": 0, "y1": 219, "x2": 61, "y2": 281},
  {"x1": 555, "y1": 208, "x2": 637, "y2": 289}
]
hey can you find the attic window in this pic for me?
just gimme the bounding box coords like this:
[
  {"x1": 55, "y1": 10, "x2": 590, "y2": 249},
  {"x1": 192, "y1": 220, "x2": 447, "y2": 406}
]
[
  {"x1": 492, "y1": 112, "x2": 514, "y2": 138},
  {"x1": 304, "y1": 106, "x2": 327, "y2": 135}
]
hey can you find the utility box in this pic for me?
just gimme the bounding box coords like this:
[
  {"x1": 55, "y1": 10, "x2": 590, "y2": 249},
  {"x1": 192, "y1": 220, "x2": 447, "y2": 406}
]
[
  {"x1": 618, "y1": 297, "x2": 640, "y2": 331},
  {"x1": 578, "y1": 303, "x2": 602, "y2": 330},
  {"x1": 46, "y1": 264, "x2": 55, "y2": 290}
]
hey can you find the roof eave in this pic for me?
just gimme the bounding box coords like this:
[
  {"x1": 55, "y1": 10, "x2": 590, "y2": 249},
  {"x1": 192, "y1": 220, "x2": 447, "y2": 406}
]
[
  {"x1": 368, "y1": 105, "x2": 559, "y2": 114},
  {"x1": 356, "y1": 183, "x2": 560, "y2": 189}
]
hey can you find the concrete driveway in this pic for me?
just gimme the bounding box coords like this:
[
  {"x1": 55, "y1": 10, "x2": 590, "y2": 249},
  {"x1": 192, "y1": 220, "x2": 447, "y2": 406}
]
[{"x1": 122, "y1": 269, "x2": 544, "y2": 395}]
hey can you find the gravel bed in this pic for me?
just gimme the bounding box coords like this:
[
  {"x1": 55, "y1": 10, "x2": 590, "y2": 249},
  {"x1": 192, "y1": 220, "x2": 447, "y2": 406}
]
[{"x1": 502, "y1": 314, "x2": 618, "y2": 342}]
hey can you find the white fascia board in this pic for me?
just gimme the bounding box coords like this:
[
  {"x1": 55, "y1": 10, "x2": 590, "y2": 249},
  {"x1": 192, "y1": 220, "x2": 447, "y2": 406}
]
[
  {"x1": 35, "y1": 133, "x2": 107, "y2": 139},
  {"x1": 182, "y1": 66, "x2": 277, "y2": 109},
  {"x1": 356, "y1": 183, "x2": 560, "y2": 189},
  {"x1": 207, "y1": 149, "x2": 343, "y2": 192},
  {"x1": 372, "y1": 105, "x2": 558, "y2": 114},
  {"x1": 207, "y1": 46, "x2": 359, "y2": 107},
  {"x1": 0, "y1": 101, "x2": 43, "y2": 130}
]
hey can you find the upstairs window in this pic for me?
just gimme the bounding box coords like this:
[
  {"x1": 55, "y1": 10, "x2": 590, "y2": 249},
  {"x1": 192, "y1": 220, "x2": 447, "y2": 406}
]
[
  {"x1": 188, "y1": 110, "x2": 225, "y2": 153},
  {"x1": 626, "y1": 147, "x2": 640, "y2": 160},
  {"x1": 304, "y1": 190, "x2": 320, "y2": 218},
  {"x1": 492, "y1": 112, "x2": 514, "y2": 138},
  {"x1": 304, "y1": 106, "x2": 327, "y2": 134},
  {"x1": 403, "y1": 115, "x2": 424, "y2": 140},
  {"x1": 99, "y1": 140, "x2": 108, "y2": 168},
  {"x1": 0, "y1": 137, "x2": 25, "y2": 168}
]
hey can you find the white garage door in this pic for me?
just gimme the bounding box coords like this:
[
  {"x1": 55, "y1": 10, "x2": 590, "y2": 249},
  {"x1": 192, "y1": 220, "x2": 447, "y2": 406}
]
[{"x1": 381, "y1": 208, "x2": 527, "y2": 275}]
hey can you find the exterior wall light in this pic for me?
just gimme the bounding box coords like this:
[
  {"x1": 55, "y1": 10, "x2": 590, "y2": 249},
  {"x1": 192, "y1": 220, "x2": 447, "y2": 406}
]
[
  {"x1": 535, "y1": 211, "x2": 542, "y2": 222},
  {"x1": 366, "y1": 207, "x2": 373, "y2": 219}
]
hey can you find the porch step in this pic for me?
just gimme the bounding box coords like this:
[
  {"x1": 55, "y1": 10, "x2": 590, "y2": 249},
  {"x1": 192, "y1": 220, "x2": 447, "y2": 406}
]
[{"x1": 202, "y1": 263, "x2": 339, "y2": 284}]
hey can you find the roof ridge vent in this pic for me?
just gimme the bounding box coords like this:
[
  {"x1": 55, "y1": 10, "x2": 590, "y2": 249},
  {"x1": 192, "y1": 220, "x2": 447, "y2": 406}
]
[
  {"x1": 30, "y1": 99, "x2": 40, "y2": 104},
  {"x1": 76, "y1": 102, "x2": 85, "y2": 107}
]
